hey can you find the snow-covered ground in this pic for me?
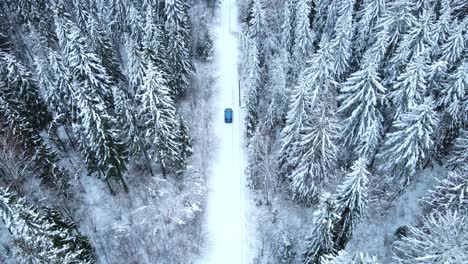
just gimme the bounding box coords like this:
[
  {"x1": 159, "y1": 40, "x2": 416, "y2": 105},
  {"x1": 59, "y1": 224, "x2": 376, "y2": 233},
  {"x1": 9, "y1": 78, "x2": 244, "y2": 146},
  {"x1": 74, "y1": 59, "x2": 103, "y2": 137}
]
[{"x1": 198, "y1": 0, "x2": 256, "y2": 263}]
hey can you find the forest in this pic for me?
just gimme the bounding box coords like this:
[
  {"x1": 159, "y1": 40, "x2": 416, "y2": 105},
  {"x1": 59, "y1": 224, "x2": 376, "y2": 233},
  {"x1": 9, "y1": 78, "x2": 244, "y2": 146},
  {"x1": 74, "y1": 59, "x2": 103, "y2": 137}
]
[
  {"x1": 240, "y1": 0, "x2": 467, "y2": 263},
  {"x1": 0, "y1": 0, "x2": 467, "y2": 263}
]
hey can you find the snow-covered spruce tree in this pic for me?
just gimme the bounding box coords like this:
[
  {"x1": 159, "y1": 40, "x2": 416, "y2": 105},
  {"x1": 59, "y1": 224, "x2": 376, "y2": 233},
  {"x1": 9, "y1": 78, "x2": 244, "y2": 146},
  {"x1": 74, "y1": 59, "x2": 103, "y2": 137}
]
[
  {"x1": 333, "y1": 158, "x2": 370, "y2": 251},
  {"x1": 136, "y1": 60, "x2": 180, "y2": 177},
  {"x1": 353, "y1": 0, "x2": 386, "y2": 58},
  {"x1": 281, "y1": 0, "x2": 294, "y2": 58},
  {"x1": 127, "y1": 4, "x2": 144, "y2": 43},
  {"x1": 322, "y1": 250, "x2": 381, "y2": 264},
  {"x1": 112, "y1": 86, "x2": 154, "y2": 175},
  {"x1": 292, "y1": 0, "x2": 314, "y2": 75},
  {"x1": 448, "y1": 129, "x2": 468, "y2": 167},
  {"x1": 164, "y1": 0, "x2": 194, "y2": 97},
  {"x1": 390, "y1": 52, "x2": 430, "y2": 118},
  {"x1": 290, "y1": 109, "x2": 340, "y2": 204},
  {"x1": 64, "y1": 22, "x2": 128, "y2": 192},
  {"x1": 338, "y1": 64, "x2": 386, "y2": 160},
  {"x1": 0, "y1": 95, "x2": 70, "y2": 191},
  {"x1": 265, "y1": 52, "x2": 288, "y2": 129},
  {"x1": 438, "y1": 61, "x2": 468, "y2": 124},
  {"x1": 277, "y1": 74, "x2": 311, "y2": 184},
  {"x1": 87, "y1": 13, "x2": 124, "y2": 84},
  {"x1": 0, "y1": 188, "x2": 95, "y2": 263},
  {"x1": 174, "y1": 116, "x2": 192, "y2": 175},
  {"x1": 420, "y1": 168, "x2": 468, "y2": 214},
  {"x1": 379, "y1": 0, "x2": 416, "y2": 55},
  {"x1": 248, "y1": 0, "x2": 266, "y2": 42},
  {"x1": 393, "y1": 210, "x2": 468, "y2": 264},
  {"x1": 439, "y1": 19, "x2": 466, "y2": 64},
  {"x1": 245, "y1": 40, "x2": 261, "y2": 139},
  {"x1": 303, "y1": 193, "x2": 339, "y2": 264},
  {"x1": 392, "y1": 8, "x2": 435, "y2": 64},
  {"x1": 0, "y1": 52, "x2": 50, "y2": 130},
  {"x1": 0, "y1": 52, "x2": 70, "y2": 191},
  {"x1": 247, "y1": 127, "x2": 270, "y2": 197},
  {"x1": 376, "y1": 98, "x2": 438, "y2": 184},
  {"x1": 125, "y1": 35, "x2": 147, "y2": 95},
  {"x1": 330, "y1": 0, "x2": 353, "y2": 79}
]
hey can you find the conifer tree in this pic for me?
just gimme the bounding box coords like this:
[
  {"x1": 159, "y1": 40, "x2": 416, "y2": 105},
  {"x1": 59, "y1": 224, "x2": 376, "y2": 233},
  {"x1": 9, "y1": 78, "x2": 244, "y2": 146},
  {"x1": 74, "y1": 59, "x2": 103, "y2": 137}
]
[
  {"x1": 0, "y1": 188, "x2": 95, "y2": 263},
  {"x1": 174, "y1": 116, "x2": 193, "y2": 174},
  {"x1": 390, "y1": 52, "x2": 430, "y2": 117},
  {"x1": 448, "y1": 129, "x2": 468, "y2": 167},
  {"x1": 64, "y1": 22, "x2": 128, "y2": 192},
  {"x1": 290, "y1": 109, "x2": 340, "y2": 204},
  {"x1": 278, "y1": 74, "x2": 311, "y2": 182},
  {"x1": 292, "y1": 0, "x2": 314, "y2": 73},
  {"x1": 303, "y1": 193, "x2": 339, "y2": 264},
  {"x1": 393, "y1": 211, "x2": 468, "y2": 264},
  {"x1": 338, "y1": 65, "x2": 386, "y2": 160},
  {"x1": 353, "y1": 0, "x2": 386, "y2": 57},
  {"x1": 136, "y1": 60, "x2": 180, "y2": 176},
  {"x1": 0, "y1": 52, "x2": 50, "y2": 130},
  {"x1": 164, "y1": 0, "x2": 194, "y2": 97},
  {"x1": 333, "y1": 159, "x2": 370, "y2": 251},
  {"x1": 420, "y1": 168, "x2": 468, "y2": 214},
  {"x1": 438, "y1": 61, "x2": 468, "y2": 123},
  {"x1": 245, "y1": 40, "x2": 261, "y2": 138},
  {"x1": 440, "y1": 20, "x2": 466, "y2": 64},
  {"x1": 377, "y1": 99, "x2": 438, "y2": 184},
  {"x1": 125, "y1": 35, "x2": 146, "y2": 95},
  {"x1": 330, "y1": 0, "x2": 353, "y2": 79}
]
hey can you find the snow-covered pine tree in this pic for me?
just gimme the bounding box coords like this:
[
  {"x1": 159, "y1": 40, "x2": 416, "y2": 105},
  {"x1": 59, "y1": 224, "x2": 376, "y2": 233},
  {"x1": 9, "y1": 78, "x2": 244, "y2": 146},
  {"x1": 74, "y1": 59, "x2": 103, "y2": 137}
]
[
  {"x1": 333, "y1": 158, "x2": 370, "y2": 251},
  {"x1": 393, "y1": 210, "x2": 468, "y2": 264},
  {"x1": 136, "y1": 60, "x2": 180, "y2": 177},
  {"x1": 390, "y1": 52, "x2": 430, "y2": 117},
  {"x1": 290, "y1": 109, "x2": 340, "y2": 204},
  {"x1": 420, "y1": 168, "x2": 468, "y2": 214},
  {"x1": 338, "y1": 64, "x2": 386, "y2": 160},
  {"x1": 438, "y1": 61, "x2": 468, "y2": 124},
  {"x1": 164, "y1": 0, "x2": 194, "y2": 97},
  {"x1": 376, "y1": 98, "x2": 438, "y2": 184},
  {"x1": 0, "y1": 188, "x2": 95, "y2": 263},
  {"x1": 448, "y1": 129, "x2": 468, "y2": 167},
  {"x1": 303, "y1": 193, "x2": 339, "y2": 264},
  {"x1": 322, "y1": 250, "x2": 381, "y2": 264}
]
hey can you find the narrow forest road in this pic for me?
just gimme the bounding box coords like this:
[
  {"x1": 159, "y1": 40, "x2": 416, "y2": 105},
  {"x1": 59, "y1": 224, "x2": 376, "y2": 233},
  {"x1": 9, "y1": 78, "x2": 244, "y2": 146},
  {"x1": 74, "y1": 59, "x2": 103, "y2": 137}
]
[{"x1": 198, "y1": 0, "x2": 256, "y2": 263}]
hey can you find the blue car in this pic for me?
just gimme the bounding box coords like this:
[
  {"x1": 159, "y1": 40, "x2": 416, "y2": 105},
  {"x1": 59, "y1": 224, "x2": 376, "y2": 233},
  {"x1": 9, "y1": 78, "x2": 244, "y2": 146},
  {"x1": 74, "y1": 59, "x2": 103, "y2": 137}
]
[{"x1": 224, "y1": 108, "x2": 233, "y2": 123}]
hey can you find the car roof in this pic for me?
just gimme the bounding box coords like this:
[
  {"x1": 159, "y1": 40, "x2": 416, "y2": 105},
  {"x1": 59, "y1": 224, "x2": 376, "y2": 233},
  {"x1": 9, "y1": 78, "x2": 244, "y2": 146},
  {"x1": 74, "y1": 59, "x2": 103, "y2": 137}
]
[{"x1": 225, "y1": 108, "x2": 233, "y2": 111}]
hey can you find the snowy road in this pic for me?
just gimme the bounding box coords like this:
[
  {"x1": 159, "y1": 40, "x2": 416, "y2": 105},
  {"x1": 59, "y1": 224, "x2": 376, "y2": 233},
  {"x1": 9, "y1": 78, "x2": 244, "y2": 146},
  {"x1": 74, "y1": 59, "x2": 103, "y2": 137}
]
[{"x1": 198, "y1": 0, "x2": 255, "y2": 263}]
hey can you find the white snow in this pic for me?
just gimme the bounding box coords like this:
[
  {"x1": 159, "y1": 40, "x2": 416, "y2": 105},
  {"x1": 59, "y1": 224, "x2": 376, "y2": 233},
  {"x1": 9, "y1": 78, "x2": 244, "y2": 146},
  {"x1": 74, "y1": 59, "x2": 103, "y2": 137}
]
[{"x1": 197, "y1": 0, "x2": 256, "y2": 263}]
